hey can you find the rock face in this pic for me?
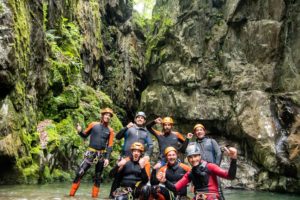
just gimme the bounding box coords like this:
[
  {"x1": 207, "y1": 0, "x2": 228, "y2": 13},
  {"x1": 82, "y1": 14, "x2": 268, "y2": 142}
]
[
  {"x1": 0, "y1": 0, "x2": 124, "y2": 184},
  {"x1": 140, "y1": 0, "x2": 300, "y2": 193}
]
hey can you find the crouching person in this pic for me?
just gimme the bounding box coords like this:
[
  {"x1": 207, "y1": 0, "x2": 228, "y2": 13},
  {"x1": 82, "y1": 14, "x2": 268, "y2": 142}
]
[
  {"x1": 158, "y1": 142, "x2": 237, "y2": 200},
  {"x1": 112, "y1": 142, "x2": 150, "y2": 200},
  {"x1": 150, "y1": 146, "x2": 191, "y2": 200}
]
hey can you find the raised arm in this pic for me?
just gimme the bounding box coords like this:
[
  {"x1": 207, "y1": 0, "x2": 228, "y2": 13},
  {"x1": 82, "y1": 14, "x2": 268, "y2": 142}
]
[
  {"x1": 77, "y1": 122, "x2": 98, "y2": 138},
  {"x1": 208, "y1": 147, "x2": 237, "y2": 180},
  {"x1": 115, "y1": 127, "x2": 127, "y2": 140},
  {"x1": 146, "y1": 118, "x2": 162, "y2": 138},
  {"x1": 115, "y1": 122, "x2": 134, "y2": 140}
]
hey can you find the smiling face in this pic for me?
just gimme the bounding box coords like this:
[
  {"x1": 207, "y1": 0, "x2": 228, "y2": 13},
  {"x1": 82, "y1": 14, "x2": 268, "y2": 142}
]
[
  {"x1": 166, "y1": 150, "x2": 177, "y2": 166},
  {"x1": 194, "y1": 127, "x2": 206, "y2": 139},
  {"x1": 135, "y1": 116, "x2": 146, "y2": 127},
  {"x1": 188, "y1": 154, "x2": 201, "y2": 167},
  {"x1": 132, "y1": 149, "x2": 142, "y2": 161},
  {"x1": 102, "y1": 113, "x2": 112, "y2": 123}
]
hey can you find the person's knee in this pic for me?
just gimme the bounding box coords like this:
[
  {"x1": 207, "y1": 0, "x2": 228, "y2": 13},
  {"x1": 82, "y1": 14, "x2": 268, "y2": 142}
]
[{"x1": 139, "y1": 185, "x2": 151, "y2": 200}]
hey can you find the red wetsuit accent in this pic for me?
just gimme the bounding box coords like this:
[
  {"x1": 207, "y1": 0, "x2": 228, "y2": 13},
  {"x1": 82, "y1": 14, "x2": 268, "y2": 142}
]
[{"x1": 166, "y1": 159, "x2": 236, "y2": 200}]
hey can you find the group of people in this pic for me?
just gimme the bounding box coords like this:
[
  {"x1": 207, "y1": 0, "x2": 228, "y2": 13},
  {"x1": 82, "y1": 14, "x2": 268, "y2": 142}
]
[{"x1": 69, "y1": 108, "x2": 237, "y2": 200}]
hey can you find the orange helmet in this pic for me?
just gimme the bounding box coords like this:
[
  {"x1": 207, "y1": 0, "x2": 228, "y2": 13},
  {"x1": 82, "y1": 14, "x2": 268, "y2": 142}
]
[
  {"x1": 100, "y1": 108, "x2": 114, "y2": 117},
  {"x1": 130, "y1": 142, "x2": 144, "y2": 152},
  {"x1": 193, "y1": 124, "x2": 205, "y2": 133},
  {"x1": 162, "y1": 117, "x2": 174, "y2": 125},
  {"x1": 164, "y1": 146, "x2": 177, "y2": 156}
]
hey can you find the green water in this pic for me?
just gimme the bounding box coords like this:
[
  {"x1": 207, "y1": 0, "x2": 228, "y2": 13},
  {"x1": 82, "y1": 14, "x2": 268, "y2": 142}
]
[{"x1": 0, "y1": 183, "x2": 299, "y2": 200}]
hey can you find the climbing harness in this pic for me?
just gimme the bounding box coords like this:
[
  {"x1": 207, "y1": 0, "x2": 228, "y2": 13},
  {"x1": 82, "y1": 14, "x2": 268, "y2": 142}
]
[
  {"x1": 195, "y1": 192, "x2": 218, "y2": 200},
  {"x1": 84, "y1": 148, "x2": 105, "y2": 164},
  {"x1": 113, "y1": 187, "x2": 133, "y2": 200}
]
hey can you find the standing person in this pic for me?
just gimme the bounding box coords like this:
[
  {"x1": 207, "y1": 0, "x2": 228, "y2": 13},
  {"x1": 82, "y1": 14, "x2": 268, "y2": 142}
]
[
  {"x1": 146, "y1": 117, "x2": 189, "y2": 170},
  {"x1": 69, "y1": 108, "x2": 115, "y2": 198},
  {"x1": 150, "y1": 146, "x2": 191, "y2": 200},
  {"x1": 187, "y1": 124, "x2": 222, "y2": 165},
  {"x1": 109, "y1": 111, "x2": 153, "y2": 198},
  {"x1": 157, "y1": 142, "x2": 237, "y2": 200},
  {"x1": 112, "y1": 142, "x2": 150, "y2": 200},
  {"x1": 116, "y1": 111, "x2": 153, "y2": 160},
  {"x1": 186, "y1": 124, "x2": 224, "y2": 199}
]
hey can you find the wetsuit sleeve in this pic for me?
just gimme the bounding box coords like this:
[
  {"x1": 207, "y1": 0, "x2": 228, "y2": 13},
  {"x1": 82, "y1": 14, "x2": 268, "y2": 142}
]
[
  {"x1": 78, "y1": 122, "x2": 97, "y2": 138},
  {"x1": 207, "y1": 159, "x2": 237, "y2": 180},
  {"x1": 106, "y1": 127, "x2": 114, "y2": 159},
  {"x1": 211, "y1": 139, "x2": 222, "y2": 165},
  {"x1": 115, "y1": 127, "x2": 128, "y2": 140},
  {"x1": 165, "y1": 172, "x2": 190, "y2": 192},
  {"x1": 114, "y1": 164, "x2": 125, "y2": 190},
  {"x1": 145, "y1": 132, "x2": 153, "y2": 156},
  {"x1": 175, "y1": 132, "x2": 189, "y2": 153},
  {"x1": 145, "y1": 160, "x2": 151, "y2": 179},
  {"x1": 146, "y1": 121, "x2": 161, "y2": 138},
  {"x1": 228, "y1": 159, "x2": 237, "y2": 179},
  {"x1": 150, "y1": 169, "x2": 159, "y2": 185},
  {"x1": 141, "y1": 163, "x2": 150, "y2": 184}
]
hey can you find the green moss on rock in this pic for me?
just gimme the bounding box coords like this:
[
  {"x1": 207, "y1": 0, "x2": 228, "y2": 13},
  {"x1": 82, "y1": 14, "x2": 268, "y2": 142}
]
[{"x1": 8, "y1": 0, "x2": 30, "y2": 75}]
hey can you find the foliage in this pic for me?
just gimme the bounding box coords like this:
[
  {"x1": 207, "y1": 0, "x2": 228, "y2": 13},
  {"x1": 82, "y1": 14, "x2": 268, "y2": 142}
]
[
  {"x1": 144, "y1": 11, "x2": 174, "y2": 66},
  {"x1": 45, "y1": 17, "x2": 83, "y2": 89}
]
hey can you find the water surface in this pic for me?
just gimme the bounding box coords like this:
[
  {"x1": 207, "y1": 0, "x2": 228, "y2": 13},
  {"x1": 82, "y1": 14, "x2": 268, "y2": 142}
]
[{"x1": 0, "y1": 183, "x2": 299, "y2": 200}]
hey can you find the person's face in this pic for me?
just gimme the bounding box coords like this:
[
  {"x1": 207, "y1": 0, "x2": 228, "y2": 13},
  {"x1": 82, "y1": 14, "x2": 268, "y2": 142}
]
[
  {"x1": 194, "y1": 127, "x2": 205, "y2": 139},
  {"x1": 163, "y1": 123, "x2": 172, "y2": 133},
  {"x1": 132, "y1": 149, "x2": 142, "y2": 161},
  {"x1": 188, "y1": 154, "x2": 201, "y2": 167},
  {"x1": 166, "y1": 150, "x2": 177, "y2": 166},
  {"x1": 135, "y1": 116, "x2": 146, "y2": 126},
  {"x1": 102, "y1": 113, "x2": 112, "y2": 123}
]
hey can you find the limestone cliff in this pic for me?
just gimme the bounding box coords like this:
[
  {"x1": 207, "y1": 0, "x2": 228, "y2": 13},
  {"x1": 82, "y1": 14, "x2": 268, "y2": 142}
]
[
  {"x1": 0, "y1": 0, "x2": 125, "y2": 184},
  {"x1": 140, "y1": 0, "x2": 300, "y2": 193}
]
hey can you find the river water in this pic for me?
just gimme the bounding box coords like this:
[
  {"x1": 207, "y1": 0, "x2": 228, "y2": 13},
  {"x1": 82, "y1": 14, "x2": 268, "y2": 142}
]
[{"x1": 0, "y1": 183, "x2": 299, "y2": 200}]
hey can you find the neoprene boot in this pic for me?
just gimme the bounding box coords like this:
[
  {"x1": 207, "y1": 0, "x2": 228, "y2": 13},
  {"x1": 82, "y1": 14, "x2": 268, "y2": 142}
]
[
  {"x1": 92, "y1": 185, "x2": 100, "y2": 198},
  {"x1": 69, "y1": 182, "x2": 80, "y2": 196}
]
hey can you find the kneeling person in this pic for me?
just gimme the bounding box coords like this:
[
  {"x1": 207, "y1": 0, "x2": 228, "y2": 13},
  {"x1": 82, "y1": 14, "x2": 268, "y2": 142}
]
[
  {"x1": 151, "y1": 146, "x2": 191, "y2": 200},
  {"x1": 112, "y1": 142, "x2": 150, "y2": 200}
]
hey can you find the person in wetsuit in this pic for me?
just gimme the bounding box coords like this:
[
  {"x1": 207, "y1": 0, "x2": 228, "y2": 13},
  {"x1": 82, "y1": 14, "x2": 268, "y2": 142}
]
[
  {"x1": 157, "y1": 142, "x2": 237, "y2": 200},
  {"x1": 116, "y1": 111, "x2": 153, "y2": 162},
  {"x1": 150, "y1": 146, "x2": 191, "y2": 200},
  {"x1": 112, "y1": 142, "x2": 150, "y2": 200},
  {"x1": 146, "y1": 117, "x2": 189, "y2": 170},
  {"x1": 69, "y1": 108, "x2": 115, "y2": 198},
  {"x1": 187, "y1": 124, "x2": 222, "y2": 165},
  {"x1": 187, "y1": 124, "x2": 224, "y2": 199},
  {"x1": 109, "y1": 111, "x2": 153, "y2": 198}
]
